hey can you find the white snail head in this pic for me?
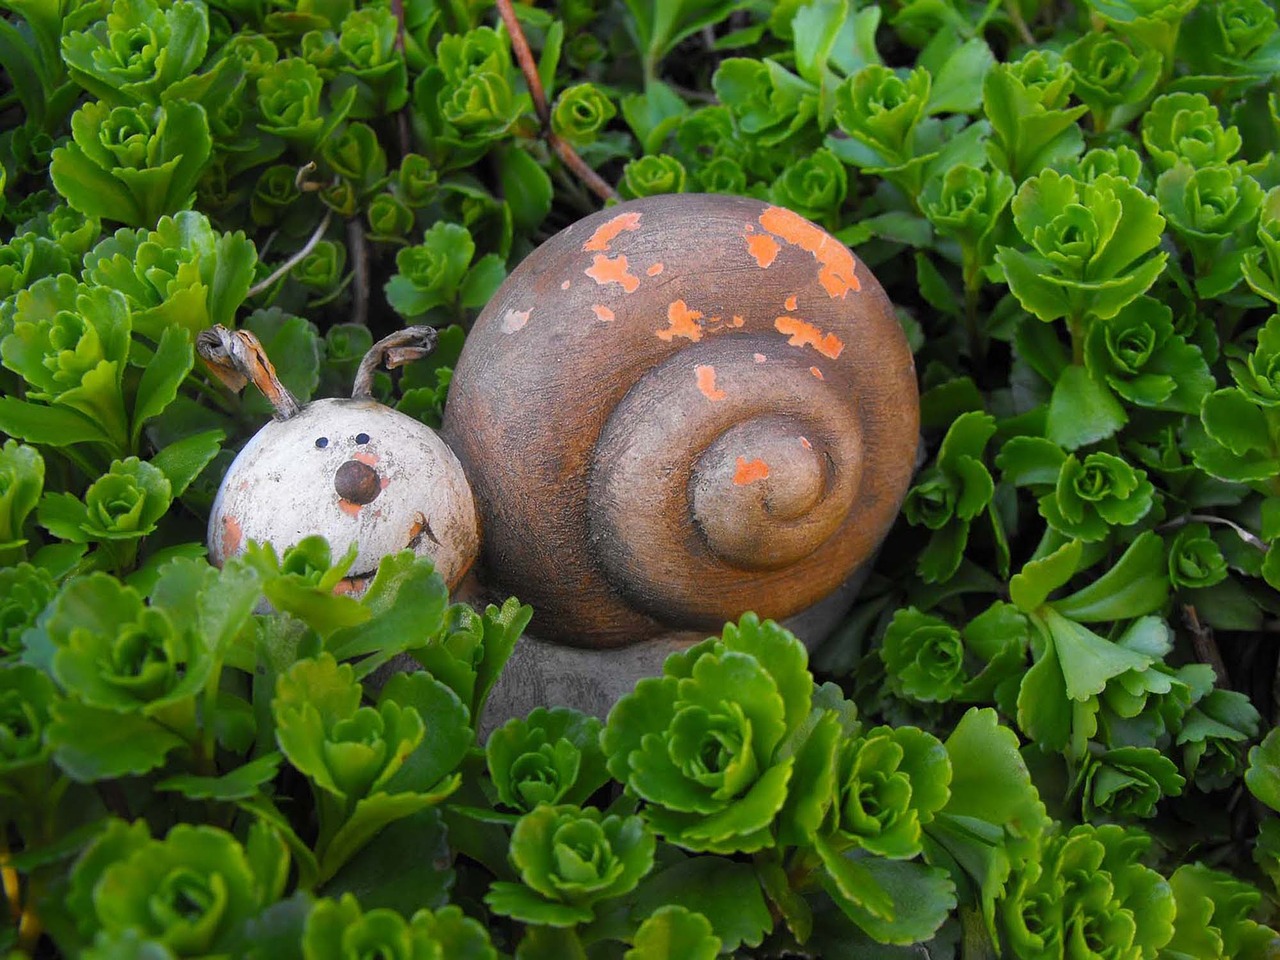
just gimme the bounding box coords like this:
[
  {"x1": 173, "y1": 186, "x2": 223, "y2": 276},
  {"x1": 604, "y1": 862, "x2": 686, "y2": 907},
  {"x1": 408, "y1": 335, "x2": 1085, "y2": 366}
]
[{"x1": 201, "y1": 326, "x2": 479, "y2": 595}]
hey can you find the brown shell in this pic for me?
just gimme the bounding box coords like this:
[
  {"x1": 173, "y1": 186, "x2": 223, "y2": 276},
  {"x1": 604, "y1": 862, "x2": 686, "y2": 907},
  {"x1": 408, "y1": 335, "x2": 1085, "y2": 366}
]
[{"x1": 441, "y1": 193, "x2": 919, "y2": 649}]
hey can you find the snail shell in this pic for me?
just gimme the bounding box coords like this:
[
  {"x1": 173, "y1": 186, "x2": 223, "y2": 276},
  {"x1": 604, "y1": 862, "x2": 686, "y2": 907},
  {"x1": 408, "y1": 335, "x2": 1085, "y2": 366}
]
[{"x1": 442, "y1": 193, "x2": 918, "y2": 649}]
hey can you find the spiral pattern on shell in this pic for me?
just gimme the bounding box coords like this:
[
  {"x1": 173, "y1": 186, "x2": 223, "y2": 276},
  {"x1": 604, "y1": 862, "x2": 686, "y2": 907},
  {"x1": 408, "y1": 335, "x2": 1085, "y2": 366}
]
[{"x1": 442, "y1": 194, "x2": 919, "y2": 648}]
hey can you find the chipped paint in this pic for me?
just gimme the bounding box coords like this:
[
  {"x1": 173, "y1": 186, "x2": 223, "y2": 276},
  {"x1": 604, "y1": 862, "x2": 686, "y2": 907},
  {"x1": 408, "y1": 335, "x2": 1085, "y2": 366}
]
[
  {"x1": 338, "y1": 499, "x2": 362, "y2": 516},
  {"x1": 733, "y1": 457, "x2": 770, "y2": 485},
  {"x1": 810, "y1": 366, "x2": 824, "y2": 380},
  {"x1": 775, "y1": 316, "x2": 845, "y2": 359},
  {"x1": 647, "y1": 262, "x2": 664, "y2": 276},
  {"x1": 353, "y1": 450, "x2": 379, "y2": 466},
  {"x1": 754, "y1": 353, "x2": 767, "y2": 363},
  {"x1": 800, "y1": 436, "x2": 813, "y2": 450},
  {"x1": 745, "y1": 231, "x2": 780, "y2": 268},
  {"x1": 759, "y1": 206, "x2": 861, "y2": 298},
  {"x1": 561, "y1": 279, "x2": 571, "y2": 290},
  {"x1": 695, "y1": 364, "x2": 726, "y2": 401},
  {"x1": 585, "y1": 254, "x2": 640, "y2": 293},
  {"x1": 221, "y1": 515, "x2": 242, "y2": 555},
  {"x1": 731, "y1": 315, "x2": 744, "y2": 327},
  {"x1": 501, "y1": 308, "x2": 531, "y2": 333},
  {"x1": 582, "y1": 211, "x2": 642, "y2": 251},
  {"x1": 785, "y1": 294, "x2": 798, "y2": 311},
  {"x1": 657, "y1": 300, "x2": 705, "y2": 342},
  {"x1": 592, "y1": 304, "x2": 615, "y2": 322}
]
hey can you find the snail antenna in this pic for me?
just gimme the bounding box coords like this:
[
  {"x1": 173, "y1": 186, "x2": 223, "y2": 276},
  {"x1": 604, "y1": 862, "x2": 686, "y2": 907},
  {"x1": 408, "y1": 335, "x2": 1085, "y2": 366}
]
[
  {"x1": 196, "y1": 325, "x2": 301, "y2": 420},
  {"x1": 352, "y1": 326, "x2": 438, "y2": 399}
]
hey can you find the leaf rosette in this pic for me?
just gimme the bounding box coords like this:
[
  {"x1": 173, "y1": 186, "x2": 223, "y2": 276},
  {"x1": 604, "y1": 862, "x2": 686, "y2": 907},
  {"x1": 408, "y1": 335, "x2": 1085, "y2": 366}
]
[
  {"x1": 619, "y1": 155, "x2": 688, "y2": 200},
  {"x1": 1039, "y1": 450, "x2": 1156, "y2": 542},
  {"x1": 1, "y1": 275, "x2": 131, "y2": 448},
  {"x1": 487, "y1": 707, "x2": 608, "y2": 814},
  {"x1": 1228, "y1": 313, "x2": 1280, "y2": 407},
  {"x1": 1156, "y1": 161, "x2": 1263, "y2": 273},
  {"x1": 823, "y1": 724, "x2": 950, "y2": 860},
  {"x1": 303, "y1": 895, "x2": 496, "y2": 960},
  {"x1": 551, "y1": 83, "x2": 617, "y2": 146},
  {"x1": 999, "y1": 823, "x2": 1174, "y2": 959},
  {"x1": 712, "y1": 58, "x2": 818, "y2": 150},
  {"x1": 1168, "y1": 523, "x2": 1229, "y2": 589},
  {"x1": 68, "y1": 819, "x2": 287, "y2": 957},
  {"x1": 333, "y1": 6, "x2": 408, "y2": 118},
  {"x1": 0, "y1": 234, "x2": 73, "y2": 302},
  {"x1": 0, "y1": 665, "x2": 59, "y2": 776},
  {"x1": 1141, "y1": 93, "x2": 1242, "y2": 173},
  {"x1": 1177, "y1": 689, "x2": 1260, "y2": 792},
  {"x1": 39, "y1": 457, "x2": 172, "y2": 544},
  {"x1": 833, "y1": 65, "x2": 931, "y2": 166},
  {"x1": 0, "y1": 439, "x2": 43, "y2": 563},
  {"x1": 0, "y1": 564, "x2": 56, "y2": 658},
  {"x1": 81, "y1": 211, "x2": 256, "y2": 340},
  {"x1": 1064, "y1": 32, "x2": 1161, "y2": 131},
  {"x1": 39, "y1": 573, "x2": 209, "y2": 715},
  {"x1": 1165, "y1": 863, "x2": 1280, "y2": 959},
  {"x1": 881, "y1": 603, "x2": 1030, "y2": 707},
  {"x1": 995, "y1": 170, "x2": 1166, "y2": 324},
  {"x1": 602, "y1": 614, "x2": 814, "y2": 853},
  {"x1": 50, "y1": 98, "x2": 212, "y2": 228},
  {"x1": 62, "y1": 0, "x2": 210, "y2": 106},
  {"x1": 1076, "y1": 745, "x2": 1185, "y2": 820},
  {"x1": 484, "y1": 804, "x2": 656, "y2": 926},
  {"x1": 770, "y1": 147, "x2": 846, "y2": 225}
]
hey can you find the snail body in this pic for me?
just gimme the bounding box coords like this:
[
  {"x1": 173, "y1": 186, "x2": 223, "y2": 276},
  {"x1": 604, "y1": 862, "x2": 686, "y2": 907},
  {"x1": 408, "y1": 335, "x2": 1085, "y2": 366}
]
[{"x1": 442, "y1": 193, "x2": 919, "y2": 649}]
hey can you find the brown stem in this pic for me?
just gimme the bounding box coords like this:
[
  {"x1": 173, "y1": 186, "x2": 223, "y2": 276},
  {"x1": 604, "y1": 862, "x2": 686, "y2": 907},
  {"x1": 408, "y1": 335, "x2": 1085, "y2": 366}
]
[
  {"x1": 353, "y1": 327, "x2": 438, "y2": 398},
  {"x1": 389, "y1": 0, "x2": 412, "y2": 158},
  {"x1": 1184, "y1": 604, "x2": 1231, "y2": 690},
  {"x1": 347, "y1": 218, "x2": 369, "y2": 328},
  {"x1": 1005, "y1": 0, "x2": 1036, "y2": 46},
  {"x1": 494, "y1": 0, "x2": 618, "y2": 202},
  {"x1": 246, "y1": 210, "x2": 333, "y2": 299}
]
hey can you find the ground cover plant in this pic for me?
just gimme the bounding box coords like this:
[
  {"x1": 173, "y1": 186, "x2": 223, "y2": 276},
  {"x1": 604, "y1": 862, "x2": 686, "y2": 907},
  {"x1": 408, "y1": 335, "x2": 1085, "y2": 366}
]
[{"x1": 2, "y1": 0, "x2": 1280, "y2": 956}]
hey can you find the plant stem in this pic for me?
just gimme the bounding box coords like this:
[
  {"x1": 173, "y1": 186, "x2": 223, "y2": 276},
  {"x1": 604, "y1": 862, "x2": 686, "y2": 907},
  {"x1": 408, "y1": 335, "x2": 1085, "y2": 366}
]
[
  {"x1": 347, "y1": 218, "x2": 370, "y2": 327},
  {"x1": 1067, "y1": 315, "x2": 1086, "y2": 365},
  {"x1": 247, "y1": 210, "x2": 334, "y2": 299},
  {"x1": 494, "y1": 0, "x2": 618, "y2": 203},
  {"x1": 1004, "y1": 0, "x2": 1036, "y2": 45}
]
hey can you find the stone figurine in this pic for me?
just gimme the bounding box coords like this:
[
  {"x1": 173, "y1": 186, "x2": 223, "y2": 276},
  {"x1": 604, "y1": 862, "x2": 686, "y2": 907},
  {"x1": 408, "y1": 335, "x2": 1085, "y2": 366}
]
[{"x1": 200, "y1": 194, "x2": 920, "y2": 730}]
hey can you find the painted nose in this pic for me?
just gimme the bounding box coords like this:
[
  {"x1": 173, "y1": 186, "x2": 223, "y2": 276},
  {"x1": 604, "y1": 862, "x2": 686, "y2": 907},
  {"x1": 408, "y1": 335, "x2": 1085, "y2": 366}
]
[{"x1": 334, "y1": 459, "x2": 381, "y2": 505}]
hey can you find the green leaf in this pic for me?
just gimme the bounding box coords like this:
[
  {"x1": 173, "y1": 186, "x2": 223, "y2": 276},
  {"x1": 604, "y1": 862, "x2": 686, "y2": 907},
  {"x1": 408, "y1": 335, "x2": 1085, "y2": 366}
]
[
  {"x1": 156, "y1": 753, "x2": 283, "y2": 800},
  {"x1": 1247, "y1": 729, "x2": 1280, "y2": 813},
  {"x1": 131, "y1": 326, "x2": 194, "y2": 447},
  {"x1": 793, "y1": 0, "x2": 848, "y2": 86},
  {"x1": 497, "y1": 146, "x2": 552, "y2": 232},
  {"x1": 630, "y1": 857, "x2": 772, "y2": 951},
  {"x1": 821, "y1": 854, "x2": 957, "y2": 945},
  {"x1": 928, "y1": 38, "x2": 996, "y2": 115},
  {"x1": 815, "y1": 836, "x2": 894, "y2": 922},
  {"x1": 320, "y1": 784, "x2": 459, "y2": 885},
  {"x1": 1052, "y1": 532, "x2": 1168, "y2": 621},
  {"x1": 1043, "y1": 607, "x2": 1153, "y2": 702},
  {"x1": 49, "y1": 701, "x2": 185, "y2": 782},
  {"x1": 149, "y1": 430, "x2": 225, "y2": 499},
  {"x1": 0, "y1": 397, "x2": 114, "y2": 447},
  {"x1": 486, "y1": 881, "x2": 594, "y2": 926},
  {"x1": 1201, "y1": 388, "x2": 1273, "y2": 455},
  {"x1": 1046, "y1": 365, "x2": 1127, "y2": 450},
  {"x1": 625, "y1": 905, "x2": 722, "y2": 960},
  {"x1": 620, "y1": 79, "x2": 689, "y2": 155},
  {"x1": 459, "y1": 253, "x2": 508, "y2": 310},
  {"x1": 939, "y1": 708, "x2": 1048, "y2": 838},
  {"x1": 1010, "y1": 539, "x2": 1083, "y2": 613},
  {"x1": 320, "y1": 809, "x2": 452, "y2": 914}
]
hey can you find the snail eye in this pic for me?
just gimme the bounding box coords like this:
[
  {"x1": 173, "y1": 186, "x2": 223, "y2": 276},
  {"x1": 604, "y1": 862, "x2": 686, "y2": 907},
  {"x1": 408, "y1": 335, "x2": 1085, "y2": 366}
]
[
  {"x1": 315, "y1": 437, "x2": 328, "y2": 449},
  {"x1": 355, "y1": 433, "x2": 370, "y2": 445}
]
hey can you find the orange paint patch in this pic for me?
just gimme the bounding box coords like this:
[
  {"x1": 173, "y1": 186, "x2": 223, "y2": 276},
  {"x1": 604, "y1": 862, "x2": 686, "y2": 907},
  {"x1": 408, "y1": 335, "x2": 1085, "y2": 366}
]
[
  {"x1": 695, "y1": 364, "x2": 726, "y2": 402},
  {"x1": 583, "y1": 211, "x2": 642, "y2": 251},
  {"x1": 585, "y1": 254, "x2": 640, "y2": 293},
  {"x1": 754, "y1": 353, "x2": 767, "y2": 363},
  {"x1": 810, "y1": 366, "x2": 824, "y2": 380},
  {"x1": 333, "y1": 577, "x2": 363, "y2": 596},
  {"x1": 561, "y1": 279, "x2": 571, "y2": 290},
  {"x1": 647, "y1": 262, "x2": 664, "y2": 276},
  {"x1": 592, "y1": 304, "x2": 615, "y2": 322},
  {"x1": 657, "y1": 300, "x2": 705, "y2": 342},
  {"x1": 221, "y1": 515, "x2": 242, "y2": 555},
  {"x1": 733, "y1": 457, "x2": 770, "y2": 485},
  {"x1": 501, "y1": 308, "x2": 531, "y2": 333},
  {"x1": 759, "y1": 206, "x2": 861, "y2": 298},
  {"x1": 338, "y1": 499, "x2": 363, "y2": 517},
  {"x1": 731, "y1": 315, "x2": 744, "y2": 327},
  {"x1": 353, "y1": 451, "x2": 379, "y2": 466},
  {"x1": 800, "y1": 436, "x2": 813, "y2": 450},
  {"x1": 785, "y1": 294, "x2": 798, "y2": 311},
  {"x1": 745, "y1": 232, "x2": 780, "y2": 268},
  {"x1": 775, "y1": 316, "x2": 845, "y2": 359}
]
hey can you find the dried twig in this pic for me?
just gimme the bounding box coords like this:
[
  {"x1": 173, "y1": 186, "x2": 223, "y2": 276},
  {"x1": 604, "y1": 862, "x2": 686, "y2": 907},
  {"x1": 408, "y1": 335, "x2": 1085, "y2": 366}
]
[
  {"x1": 389, "y1": 0, "x2": 412, "y2": 158},
  {"x1": 246, "y1": 209, "x2": 333, "y2": 299},
  {"x1": 494, "y1": 0, "x2": 618, "y2": 202},
  {"x1": 1184, "y1": 603, "x2": 1232, "y2": 690},
  {"x1": 347, "y1": 217, "x2": 370, "y2": 328}
]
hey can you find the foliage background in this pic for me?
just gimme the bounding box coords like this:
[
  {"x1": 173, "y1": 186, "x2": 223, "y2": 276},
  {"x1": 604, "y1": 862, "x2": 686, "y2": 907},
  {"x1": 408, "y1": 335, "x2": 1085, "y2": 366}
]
[{"x1": 3, "y1": 0, "x2": 1280, "y2": 956}]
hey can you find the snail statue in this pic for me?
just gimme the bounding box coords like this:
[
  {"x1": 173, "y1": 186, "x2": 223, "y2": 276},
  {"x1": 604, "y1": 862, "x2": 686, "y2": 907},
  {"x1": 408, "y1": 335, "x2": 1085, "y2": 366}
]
[{"x1": 201, "y1": 193, "x2": 919, "y2": 728}]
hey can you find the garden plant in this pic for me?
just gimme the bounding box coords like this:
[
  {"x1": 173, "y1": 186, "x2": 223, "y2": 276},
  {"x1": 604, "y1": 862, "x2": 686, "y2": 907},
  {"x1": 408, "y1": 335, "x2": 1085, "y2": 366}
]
[{"x1": 2, "y1": 0, "x2": 1280, "y2": 956}]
